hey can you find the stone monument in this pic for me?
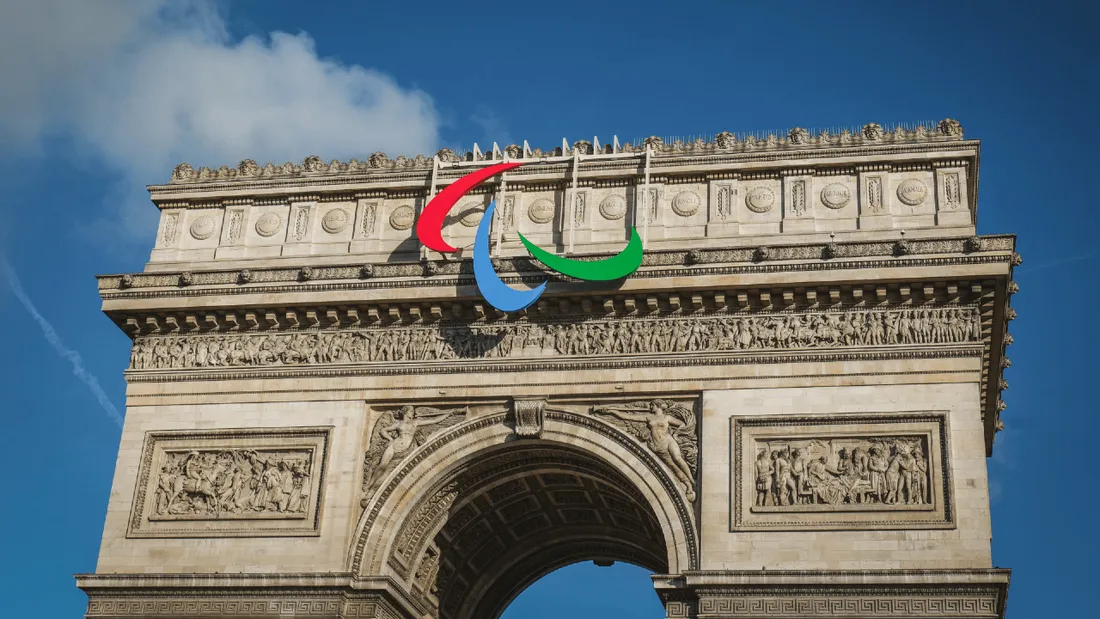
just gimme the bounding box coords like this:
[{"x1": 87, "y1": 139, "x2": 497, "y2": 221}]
[{"x1": 78, "y1": 120, "x2": 1015, "y2": 618}]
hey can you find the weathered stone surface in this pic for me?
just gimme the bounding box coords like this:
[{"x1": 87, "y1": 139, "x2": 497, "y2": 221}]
[{"x1": 80, "y1": 123, "x2": 1014, "y2": 619}]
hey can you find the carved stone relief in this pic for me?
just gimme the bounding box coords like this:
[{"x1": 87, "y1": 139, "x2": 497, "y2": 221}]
[
  {"x1": 389, "y1": 205, "x2": 416, "y2": 231},
  {"x1": 745, "y1": 186, "x2": 775, "y2": 213},
  {"x1": 128, "y1": 427, "x2": 330, "y2": 538},
  {"x1": 731, "y1": 413, "x2": 953, "y2": 531},
  {"x1": 161, "y1": 213, "x2": 179, "y2": 246},
  {"x1": 226, "y1": 210, "x2": 244, "y2": 243},
  {"x1": 255, "y1": 212, "x2": 282, "y2": 237},
  {"x1": 151, "y1": 448, "x2": 313, "y2": 519},
  {"x1": 671, "y1": 191, "x2": 701, "y2": 217},
  {"x1": 362, "y1": 405, "x2": 469, "y2": 496},
  {"x1": 129, "y1": 306, "x2": 982, "y2": 370},
  {"x1": 292, "y1": 206, "x2": 310, "y2": 241},
  {"x1": 599, "y1": 195, "x2": 626, "y2": 221},
  {"x1": 790, "y1": 180, "x2": 806, "y2": 216},
  {"x1": 360, "y1": 202, "x2": 377, "y2": 238},
  {"x1": 752, "y1": 435, "x2": 930, "y2": 509},
  {"x1": 189, "y1": 215, "x2": 216, "y2": 240},
  {"x1": 715, "y1": 185, "x2": 732, "y2": 220},
  {"x1": 573, "y1": 192, "x2": 586, "y2": 226},
  {"x1": 866, "y1": 177, "x2": 884, "y2": 213},
  {"x1": 321, "y1": 208, "x2": 349, "y2": 234},
  {"x1": 897, "y1": 179, "x2": 929, "y2": 206},
  {"x1": 513, "y1": 399, "x2": 546, "y2": 438},
  {"x1": 528, "y1": 199, "x2": 555, "y2": 224},
  {"x1": 944, "y1": 172, "x2": 961, "y2": 209},
  {"x1": 501, "y1": 196, "x2": 516, "y2": 231},
  {"x1": 820, "y1": 183, "x2": 851, "y2": 210},
  {"x1": 591, "y1": 399, "x2": 697, "y2": 502}
]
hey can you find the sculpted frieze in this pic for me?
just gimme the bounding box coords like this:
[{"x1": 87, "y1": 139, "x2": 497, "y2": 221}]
[
  {"x1": 753, "y1": 435, "x2": 930, "y2": 510},
  {"x1": 128, "y1": 307, "x2": 982, "y2": 371},
  {"x1": 128, "y1": 427, "x2": 330, "y2": 538},
  {"x1": 731, "y1": 413, "x2": 953, "y2": 531},
  {"x1": 151, "y1": 448, "x2": 313, "y2": 520}
]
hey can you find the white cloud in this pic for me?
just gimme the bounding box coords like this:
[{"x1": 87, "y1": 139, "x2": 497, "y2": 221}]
[{"x1": 0, "y1": 0, "x2": 442, "y2": 243}]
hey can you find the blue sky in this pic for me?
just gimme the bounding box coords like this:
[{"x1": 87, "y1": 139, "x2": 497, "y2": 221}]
[{"x1": 0, "y1": 1, "x2": 1095, "y2": 617}]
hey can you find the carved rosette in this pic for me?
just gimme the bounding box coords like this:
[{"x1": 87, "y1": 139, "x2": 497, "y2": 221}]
[
  {"x1": 254, "y1": 212, "x2": 282, "y2": 237},
  {"x1": 189, "y1": 216, "x2": 216, "y2": 240},
  {"x1": 458, "y1": 201, "x2": 484, "y2": 228},
  {"x1": 820, "y1": 183, "x2": 851, "y2": 209}
]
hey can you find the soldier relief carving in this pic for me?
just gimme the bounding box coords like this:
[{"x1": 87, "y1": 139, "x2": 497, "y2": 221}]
[
  {"x1": 129, "y1": 307, "x2": 982, "y2": 370},
  {"x1": 753, "y1": 436, "x2": 930, "y2": 510},
  {"x1": 152, "y1": 448, "x2": 313, "y2": 519}
]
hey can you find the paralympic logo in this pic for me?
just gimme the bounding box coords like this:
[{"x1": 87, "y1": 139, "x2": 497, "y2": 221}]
[{"x1": 415, "y1": 162, "x2": 644, "y2": 312}]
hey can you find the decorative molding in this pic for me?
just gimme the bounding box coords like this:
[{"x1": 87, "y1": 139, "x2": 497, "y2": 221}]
[
  {"x1": 388, "y1": 205, "x2": 415, "y2": 231},
  {"x1": 77, "y1": 573, "x2": 426, "y2": 619},
  {"x1": 351, "y1": 409, "x2": 700, "y2": 576},
  {"x1": 126, "y1": 306, "x2": 982, "y2": 371},
  {"x1": 127, "y1": 427, "x2": 331, "y2": 538},
  {"x1": 731, "y1": 413, "x2": 954, "y2": 531},
  {"x1": 162, "y1": 120, "x2": 966, "y2": 187},
  {"x1": 100, "y1": 235, "x2": 1017, "y2": 295}
]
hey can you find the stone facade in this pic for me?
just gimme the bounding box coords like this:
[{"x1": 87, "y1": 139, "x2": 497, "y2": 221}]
[{"x1": 79, "y1": 121, "x2": 1013, "y2": 618}]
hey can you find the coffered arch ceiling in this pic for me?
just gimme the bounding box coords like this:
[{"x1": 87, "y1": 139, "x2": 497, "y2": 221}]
[{"x1": 407, "y1": 444, "x2": 669, "y2": 619}]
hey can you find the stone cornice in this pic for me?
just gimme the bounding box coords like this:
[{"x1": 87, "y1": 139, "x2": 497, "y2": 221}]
[
  {"x1": 148, "y1": 140, "x2": 979, "y2": 207},
  {"x1": 76, "y1": 573, "x2": 428, "y2": 618},
  {"x1": 158, "y1": 120, "x2": 968, "y2": 191},
  {"x1": 98, "y1": 235, "x2": 1015, "y2": 301},
  {"x1": 674, "y1": 568, "x2": 1012, "y2": 587}
]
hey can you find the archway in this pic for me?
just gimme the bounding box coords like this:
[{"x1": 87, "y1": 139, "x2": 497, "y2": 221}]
[{"x1": 351, "y1": 410, "x2": 696, "y2": 619}]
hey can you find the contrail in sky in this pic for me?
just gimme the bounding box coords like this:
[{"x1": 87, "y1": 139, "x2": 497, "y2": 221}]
[
  {"x1": 1016, "y1": 251, "x2": 1100, "y2": 275},
  {"x1": 1, "y1": 258, "x2": 124, "y2": 428}
]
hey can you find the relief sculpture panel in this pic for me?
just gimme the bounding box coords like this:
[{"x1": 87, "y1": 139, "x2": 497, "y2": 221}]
[
  {"x1": 730, "y1": 413, "x2": 952, "y2": 531},
  {"x1": 128, "y1": 427, "x2": 331, "y2": 538},
  {"x1": 752, "y1": 435, "x2": 930, "y2": 510},
  {"x1": 362, "y1": 405, "x2": 469, "y2": 497},
  {"x1": 128, "y1": 307, "x2": 982, "y2": 371}
]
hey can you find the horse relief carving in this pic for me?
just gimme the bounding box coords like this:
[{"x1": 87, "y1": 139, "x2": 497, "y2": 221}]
[{"x1": 152, "y1": 448, "x2": 313, "y2": 520}]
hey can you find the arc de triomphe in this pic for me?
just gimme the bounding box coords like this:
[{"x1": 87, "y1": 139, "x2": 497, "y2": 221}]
[{"x1": 78, "y1": 120, "x2": 1015, "y2": 619}]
